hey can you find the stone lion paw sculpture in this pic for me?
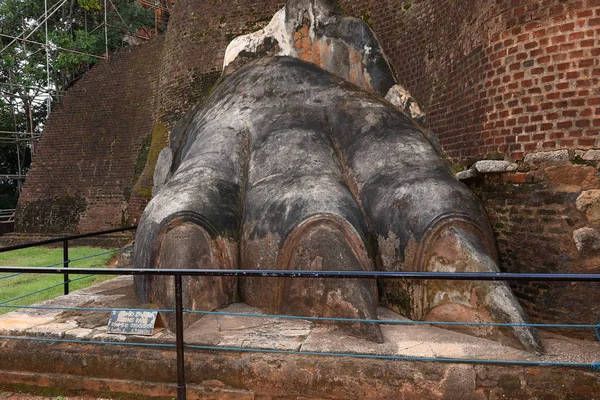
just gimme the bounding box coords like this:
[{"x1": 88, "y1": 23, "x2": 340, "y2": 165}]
[{"x1": 133, "y1": 0, "x2": 542, "y2": 352}]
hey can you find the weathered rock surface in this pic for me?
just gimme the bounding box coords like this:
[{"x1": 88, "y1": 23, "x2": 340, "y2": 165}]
[
  {"x1": 152, "y1": 147, "x2": 173, "y2": 196},
  {"x1": 582, "y1": 149, "x2": 600, "y2": 161},
  {"x1": 456, "y1": 169, "x2": 479, "y2": 181},
  {"x1": 473, "y1": 160, "x2": 518, "y2": 174},
  {"x1": 223, "y1": 0, "x2": 425, "y2": 124},
  {"x1": 133, "y1": 0, "x2": 541, "y2": 352},
  {"x1": 545, "y1": 165, "x2": 600, "y2": 192},
  {"x1": 523, "y1": 150, "x2": 570, "y2": 164},
  {"x1": 576, "y1": 190, "x2": 600, "y2": 222},
  {"x1": 573, "y1": 227, "x2": 600, "y2": 252}
]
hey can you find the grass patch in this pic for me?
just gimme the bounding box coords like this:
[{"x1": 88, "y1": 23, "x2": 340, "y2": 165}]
[{"x1": 0, "y1": 246, "x2": 119, "y2": 315}]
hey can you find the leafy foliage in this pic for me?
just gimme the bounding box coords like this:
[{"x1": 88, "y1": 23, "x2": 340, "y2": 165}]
[
  {"x1": 78, "y1": 0, "x2": 102, "y2": 11},
  {"x1": 0, "y1": 0, "x2": 159, "y2": 208}
]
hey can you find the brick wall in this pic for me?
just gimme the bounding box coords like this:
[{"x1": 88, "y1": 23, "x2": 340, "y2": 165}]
[
  {"x1": 156, "y1": 0, "x2": 285, "y2": 127},
  {"x1": 464, "y1": 154, "x2": 600, "y2": 333},
  {"x1": 340, "y1": 0, "x2": 600, "y2": 163},
  {"x1": 15, "y1": 38, "x2": 164, "y2": 234},
  {"x1": 336, "y1": 0, "x2": 600, "y2": 334}
]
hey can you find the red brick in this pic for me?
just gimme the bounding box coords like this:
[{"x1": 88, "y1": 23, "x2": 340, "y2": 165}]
[
  {"x1": 578, "y1": 138, "x2": 596, "y2": 145},
  {"x1": 580, "y1": 39, "x2": 595, "y2": 47},
  {"x1": 510, "y1": 173, "x2": 528, "y2": 183},
  {"x1": 579, "y1": 59, "x2": 595, "y2": 67},
  {"x1": 569, "y1": 32, "x2": 585, "y2": 39}
]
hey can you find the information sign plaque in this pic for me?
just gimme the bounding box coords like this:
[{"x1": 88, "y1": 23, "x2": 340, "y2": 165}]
[{"x1": 107, "y1": 310, "x2": 161, "y2": 336}]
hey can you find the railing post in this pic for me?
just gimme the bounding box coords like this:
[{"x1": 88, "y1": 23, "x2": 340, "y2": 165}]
[
  {"x1": 63, "y1": 239, "x2": 69, "y2": 295},
  {"x1": 175, "y1": 273, "x2": 186, "y2": 400}
]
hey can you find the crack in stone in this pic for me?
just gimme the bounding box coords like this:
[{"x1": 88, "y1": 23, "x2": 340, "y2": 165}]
[{"x1": 398, "y1": 341, "x2": 425, "y2": 352}]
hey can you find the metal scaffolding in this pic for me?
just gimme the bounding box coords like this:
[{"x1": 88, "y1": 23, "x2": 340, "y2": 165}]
[
  {"x1": 0, "y1": 0, "x2": 169, "y2": 198},
  {"x1": 0, "y1": 0, "x2": 110, "y2": 196}
]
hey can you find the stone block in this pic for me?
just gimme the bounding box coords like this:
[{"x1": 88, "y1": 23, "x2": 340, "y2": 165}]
[
  {"x1": 576, "y1": 190, "x2": 600, "y2": 222},
  {"x1": 473, "y1": 160, "x2": 516, "y2": 173},
  {"x1": 441, "y1": 365, "x2": 484, "y2": 400},
  {"x1": 91, "y1": 326, "x2": 128, "y2": 342},
  {"x1": 64, "y1": 328, "x2": 95, "y2": 340},
  {"x1": 582, "y1": 150, "x2": 600, "y2": 161},
  {"x1": 456, "y1": 169, "x2": 478, "y2": 181},
  {"x1": 575, "y1": 150, "x2": 586, "y2": 158},
  {"x1": 524, "y1": 150, "x2": 570, "y2": 164},
  {"x1": 544, "y1": 165, "x2": 600, "y2": 191},
  {"x1": 572, "y1": 227, "x2": 600, "y2": 252},
  {"x1": 0, "y1": 314, "x2": 54, "y2": 336},
  {"x1": 26, "y1": 321, "x2": 78, "y2": 339}
]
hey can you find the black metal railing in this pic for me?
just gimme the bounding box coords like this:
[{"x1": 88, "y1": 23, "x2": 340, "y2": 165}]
[
  {"x1": 0, "y1": 228, "x2": 599, "y2": 400},
  {"x1": 0, "y1": 209, "x2": 15, "y2": 224},
  {"x1": 0, "y1": 226, "x2": 137, "y2": 295}
]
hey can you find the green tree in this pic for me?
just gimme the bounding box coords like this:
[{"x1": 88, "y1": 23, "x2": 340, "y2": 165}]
[
  {"x1": 1, "y1": 0, "x2": 156, "y2": 94},
  {"x1": 0, "y1": 95, "x2": 35, "y2": 209},
  {"x1": 0, "y1": 0, "x2": 160, "y2": 208}
]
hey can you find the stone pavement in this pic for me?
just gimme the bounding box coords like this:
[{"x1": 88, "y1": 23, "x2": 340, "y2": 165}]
[
  {"x1": 0, "y1": 276, "x2": 597, "y2": 364},
  {"x1": 0, "y1": 277, "x2": 599, "y2": 399}
]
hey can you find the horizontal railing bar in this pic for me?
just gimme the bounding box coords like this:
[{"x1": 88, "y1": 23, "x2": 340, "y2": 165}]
[
  {"x1": 67, "y1": 245, "x2": 134, "y2": 264},
  {"x1": 0, "y1": 267, "x2": 599, "y2": 281},
  {"x1": 0, "y1": 246, "x2": 133, "y2": 275},
  {"x1": 0, "y1": 304, "x2": 173, "y2": 313},
  {"x1": 0, "y1": 275, "x2": 95, "y2": 305},
  {"x1": 0, "y1": 131, "x2": 42, "y2": 137},
  {"x1": 0, "y1": 248, "x2": 133, "y2": 284},
  {"x1": 0, "y1": 226, "x2": 137, "y2": 252},
  {"x1": 0, "y1": 303, "x2": 596, "y2": 329}
]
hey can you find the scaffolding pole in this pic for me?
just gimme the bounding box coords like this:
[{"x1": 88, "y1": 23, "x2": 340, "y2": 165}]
[
  {"x1": 104, "y1": 0, "x2": 109, "y2": 59},
  {"x1": 0, "y1": 33, "x2": 107, "y2": 60},
  {"x1": 15, "y1": 138, "x2": 22, "y2": 192},
  {"x1": 45, "y1": 0, "x2": 51, "y2": 117},
  {"x1": 0, "y1": 82, "x2": 66, "y2": 94},
  {"x1": 0, "y1": 130, "x2": 43, "y2": 137},
  {"x1": 0, "y1": 175, "x2": 27, "y2": 181},
  {"x1": 0, "y1": 0, "x2": 65, "y2": 52},
  {"x1": 0, "y1": 135, "x2": 42, "y2": 140},
  {"x1": 138, "y1": 0, "x2": 169, "y2": 12},
  {"x1": 0, "y1": 0, "x2": 68, "y2": 54}
]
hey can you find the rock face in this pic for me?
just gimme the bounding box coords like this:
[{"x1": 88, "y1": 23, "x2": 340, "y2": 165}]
[
  {"x1": 223, "y1": 0, "x2": 425, "y2": 125},
  {"x1": 576, "y1": 190, "x2": 600, "y2": 222},
  {"x1": 133, "y1": 0, "x2": 541, "y2": 352}
]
